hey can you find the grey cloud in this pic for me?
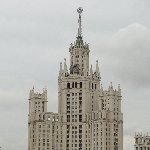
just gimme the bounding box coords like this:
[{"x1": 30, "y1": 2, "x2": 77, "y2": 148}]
[
  {"x1": 94, "y1": 23, "x2": 150, "y2": 88},
  {"x1": 124, "y1": 135, "x2": 134, "y2": 150}
]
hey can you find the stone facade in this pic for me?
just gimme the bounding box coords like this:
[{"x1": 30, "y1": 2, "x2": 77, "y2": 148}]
[
  {"x1": 28, "y1": 8, "x2": 123, "y2": 150},
  {"x1": 134, "y1": 133, "x2": 150, "y2": 150}
]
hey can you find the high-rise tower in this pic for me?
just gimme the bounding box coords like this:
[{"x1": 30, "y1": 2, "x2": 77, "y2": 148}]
[{"x1": 28, "y1": 7, "x2": 123, "y2": 150}]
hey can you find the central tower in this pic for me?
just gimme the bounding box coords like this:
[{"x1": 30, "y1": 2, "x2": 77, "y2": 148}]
[
  {"x1": 58, "y1": 7, "x2": 101, "y2": 150},
  {"x1": 58, "y1": 7, "x2": 100, "y2": 114}
]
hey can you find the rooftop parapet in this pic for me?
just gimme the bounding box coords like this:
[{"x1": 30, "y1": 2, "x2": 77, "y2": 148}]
[
  {"x1": 29, "y1": 87, "x2": 47, "y2": 100},
  {"x1": 100, "y1": 83, "x2": 121, "y2": 97}
]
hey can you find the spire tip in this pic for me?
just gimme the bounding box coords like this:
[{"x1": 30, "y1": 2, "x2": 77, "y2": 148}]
[
  {"x1": 77, "y1": 7, "x2": 83, "y2": 15},
  {"x1": 77, "y1": 7, "x2": 83, "y2": 38}
]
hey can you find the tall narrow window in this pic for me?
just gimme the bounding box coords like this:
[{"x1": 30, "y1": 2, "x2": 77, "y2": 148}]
[
  {"x1": 72, "y1": 82, "x2": 74, "y2": 88},
  {"x1": 75, "y1": 82, "x2": 77, "y2": 88},
  {"x1": 80, "y1": 82, "x2": 82, "y2": 88},
  {"x1": 42, "y1": 102, "x2": 44, "y2": 112},
  {"x1": 67, "y1": 83, "x2": 70, "y2": 89}
]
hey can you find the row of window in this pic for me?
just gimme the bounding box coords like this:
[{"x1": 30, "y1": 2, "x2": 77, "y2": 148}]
[
  {"x1": 67, "y1": 92, "x2": 82, "y2": 97},
  {"x1": 67, "y1": 82, "x2": 97, "y2": 90},
  {"x1": 67, "y1": 82, "x2": 82, "y2": 89},
  {"x1": 136, "y1": 147, "x2": 150, "y2": 150}
]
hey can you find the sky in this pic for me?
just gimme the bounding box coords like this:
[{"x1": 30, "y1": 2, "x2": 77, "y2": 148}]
[{"x1": 0, "y1": 0, "x2": 150, "y2": 150}]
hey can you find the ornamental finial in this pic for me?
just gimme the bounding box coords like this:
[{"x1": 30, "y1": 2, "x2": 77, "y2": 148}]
[
  {"x1": 77, "y1": 7, "x2": 83, "y2": 37},
  {"x1": 77, "y1": 7, "x2": 83, "y2": 14}
]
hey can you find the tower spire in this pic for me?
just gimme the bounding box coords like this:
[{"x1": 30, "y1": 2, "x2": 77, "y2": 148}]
[{"x1": 77, "y1": 7, "x2": 83, "y2": 38}]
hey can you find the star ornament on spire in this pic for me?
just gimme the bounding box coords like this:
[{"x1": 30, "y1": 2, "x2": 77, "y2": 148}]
[{"x1": 77, "y1": 7, "x2": 83, "y2": 14}]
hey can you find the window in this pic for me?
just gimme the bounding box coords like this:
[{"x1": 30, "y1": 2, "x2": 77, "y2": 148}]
[
  {"x1": 80, "y1": 82, "x2": 82, "y2": 88},
  {"x1": 75, "y1": 82, "x2": 77, "y2": 88},
  {"x1": 67, "y1": 83, "x2": 70, "y2": 89},
  {"x1": 72, "y1": 82, "x2": 74, "y2": 88}
]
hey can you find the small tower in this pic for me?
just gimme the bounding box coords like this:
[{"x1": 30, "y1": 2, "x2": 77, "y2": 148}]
[
  {"x1": 29, "y1": 87, "x2": 47, "y2": 115},
  {"x1": 133, "y1": 132, "x2": 150, "y2": 150},
  {"x1": 28, "y1": 87, "x2": 48, "y2": 150}
]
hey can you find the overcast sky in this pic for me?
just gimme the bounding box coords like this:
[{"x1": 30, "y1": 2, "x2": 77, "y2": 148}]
[{"x1": 0, "y1": 0, "x2": 150, "y2": 150}]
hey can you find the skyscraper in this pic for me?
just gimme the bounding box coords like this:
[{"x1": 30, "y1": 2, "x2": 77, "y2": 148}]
[{"x1": 28, "y1": 7, "x2": 123, "y2": 150}]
